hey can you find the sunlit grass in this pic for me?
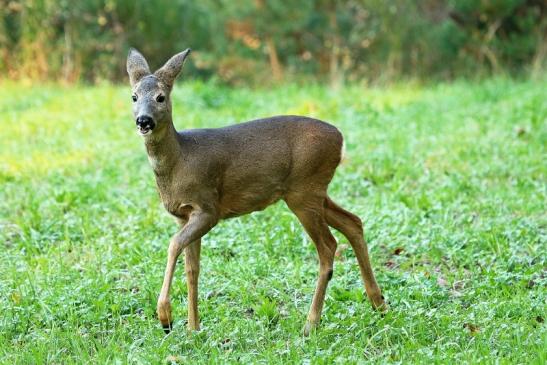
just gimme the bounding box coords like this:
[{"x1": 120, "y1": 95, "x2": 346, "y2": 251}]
[{"x1": 0, "y1": 77, "x2": 545, "y2": 364}]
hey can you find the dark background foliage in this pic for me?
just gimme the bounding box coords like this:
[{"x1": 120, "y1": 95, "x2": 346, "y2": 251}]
[{"x1": 0, "y1": 0, "x2": 545, "y2": 85}]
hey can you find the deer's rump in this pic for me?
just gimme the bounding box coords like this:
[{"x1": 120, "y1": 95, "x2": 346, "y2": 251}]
[{"x1": 180, "y1": 116, "x2": 344, "y2": 219}]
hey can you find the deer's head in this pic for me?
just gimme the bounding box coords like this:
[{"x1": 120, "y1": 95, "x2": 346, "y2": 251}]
[{"x1": 126, "y1": 48, "x2": 191, "y2": 137}]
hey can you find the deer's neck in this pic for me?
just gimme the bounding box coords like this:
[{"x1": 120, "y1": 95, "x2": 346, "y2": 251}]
[{"x1": 144, "y1": 121, "x2": 182, "y2": 178}]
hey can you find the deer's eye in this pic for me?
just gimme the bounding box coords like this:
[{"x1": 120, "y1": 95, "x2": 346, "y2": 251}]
[
  {"x1": 132, "y1": 94, "x2": 137, "y2": 102},
  {"x1": 156, "y1": 95, "x2": 165, "y2": 103}
]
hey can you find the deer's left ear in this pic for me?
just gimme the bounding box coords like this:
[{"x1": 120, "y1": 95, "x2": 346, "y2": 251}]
[{"x1": 155, "y1": 48, "x2": 192, "y2": 89}]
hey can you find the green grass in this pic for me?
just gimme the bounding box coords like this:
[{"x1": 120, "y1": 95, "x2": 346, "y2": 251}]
[{"x1": 0, "y1": 77, "x2": 545, "y2": 364}]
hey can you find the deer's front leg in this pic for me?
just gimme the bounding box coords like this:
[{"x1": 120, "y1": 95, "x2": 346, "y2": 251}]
[
  {"x1": 157, "y1": 210, "x2": 217, "y2": 333},
  {"x1": 185, "y1": 239, "x2": 201, "y2": 330}
]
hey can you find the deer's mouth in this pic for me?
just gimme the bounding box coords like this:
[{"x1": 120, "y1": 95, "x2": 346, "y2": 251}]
[
  {"x1": 137, "y1": 122, "x2": 156, "y2": 136},
  {"x1": 138, "y1": 126, "x2": 153, "y2": 136}
]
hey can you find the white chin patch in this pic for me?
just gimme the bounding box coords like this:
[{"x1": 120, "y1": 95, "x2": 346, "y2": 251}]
[{"x1": 138, "y1": 128, "x2": 152, "y2": 136}]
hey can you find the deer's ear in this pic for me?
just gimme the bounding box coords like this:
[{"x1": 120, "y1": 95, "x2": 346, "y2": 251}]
[
  {"x1": 127, "y1": 48, "x2": 151, "y2": 87},
  {"x1": 155, "y1": 48, "x2": 191, "y2": 89}
]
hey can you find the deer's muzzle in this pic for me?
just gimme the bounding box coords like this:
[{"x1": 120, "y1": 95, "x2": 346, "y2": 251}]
[{"x1": 136, "y1": 115, "x2": 156, "y2": 135}]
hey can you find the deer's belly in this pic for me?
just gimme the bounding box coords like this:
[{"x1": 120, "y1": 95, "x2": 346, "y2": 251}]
[{"x1": 218, "y1": 187, "x2": 285, "y2": 219}]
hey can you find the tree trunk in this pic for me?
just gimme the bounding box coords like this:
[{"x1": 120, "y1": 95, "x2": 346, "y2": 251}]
[
  {"x1": 62, "y1": 21, "x2": 74, "y2": 82},
  {"x1": 266, "y1": 36, "x2": 282, "y2": 81},
  {"x1": 328, "y1": 6, "x2": 342, "y2": 88},
  {"x1": 254, "y1": 0, "x2": 283, "y2": 81}
]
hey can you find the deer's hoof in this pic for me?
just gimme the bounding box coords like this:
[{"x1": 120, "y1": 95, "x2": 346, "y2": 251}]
[
  {"x1": 303, "y1": 320, "x2": 319, "y2": 336},
  {"x1": 371, "y1": 294, "x2": 388, "y2": 313},
  {"x1": 157, "y1": 300, "x2": 173, "y2": 333},
  {"x1": 187, "y1": 322, "x2": 200, "y2": 332},
  {"x1": 162, "y1": 322, "x2": 172, "y2": 334}
]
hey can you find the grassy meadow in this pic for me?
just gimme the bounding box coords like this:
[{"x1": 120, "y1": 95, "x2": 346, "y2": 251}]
[{"x1": 0, "y1": 78, "x2": 545, "y2": 364}]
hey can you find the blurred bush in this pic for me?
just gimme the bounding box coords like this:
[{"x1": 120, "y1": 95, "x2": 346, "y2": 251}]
[{"x1": 0, "y1": 0, "x2": 545, "y2": 85}]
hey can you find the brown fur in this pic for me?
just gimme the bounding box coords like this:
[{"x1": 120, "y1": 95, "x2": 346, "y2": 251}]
[{"x1": 127, "y1": 48, "x2": 386, "y2": 335}]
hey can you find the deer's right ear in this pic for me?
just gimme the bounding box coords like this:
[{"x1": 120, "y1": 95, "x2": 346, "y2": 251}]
[{"x1": 127, "y1": 48, "x2": 151, "y2": 87}]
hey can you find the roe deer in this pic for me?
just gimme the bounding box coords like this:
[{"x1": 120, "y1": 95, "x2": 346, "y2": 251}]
[{"x1": 126, "y1": 48, "x2": 386, "y2": 335}]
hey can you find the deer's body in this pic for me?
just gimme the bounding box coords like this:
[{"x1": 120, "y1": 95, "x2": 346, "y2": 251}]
[
  {"x1": 149, "y1": 116, "x2": 343, "y2": 221},
  {"x1": 127, "y1": 48, "x2": 385, "y2": 335}
]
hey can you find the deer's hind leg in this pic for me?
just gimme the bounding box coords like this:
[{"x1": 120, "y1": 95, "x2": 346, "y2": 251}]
[
  {"x1": 285, "y1": 192, "x2": 337, "y2": 336},
  {"x1": 324, "y1": 196, "x2": 386, "y2": 310}
]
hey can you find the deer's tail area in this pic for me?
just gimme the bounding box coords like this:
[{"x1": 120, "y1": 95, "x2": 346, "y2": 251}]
[{"x1": 339, "y1": 137, "x2": 347, "y2": 165}]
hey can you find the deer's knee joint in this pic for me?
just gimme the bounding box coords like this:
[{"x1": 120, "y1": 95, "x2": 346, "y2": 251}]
[
  {"x1": 326, "y1": 268, "x2": 333, "y2": 281},
  {"x1": 320, "y1": 267, "x2": 334, "y2": 281},
  {"x1": 345, "y1": 213, "x2": 364, "y2": 232},
  {"x1": 353, "y1": 220, "x2": 364, "y2": 235}
]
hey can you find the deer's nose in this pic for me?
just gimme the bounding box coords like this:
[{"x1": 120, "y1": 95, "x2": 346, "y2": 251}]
[{"x1": 136, "y1": 115, "x2": 155, "y2": 129}]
